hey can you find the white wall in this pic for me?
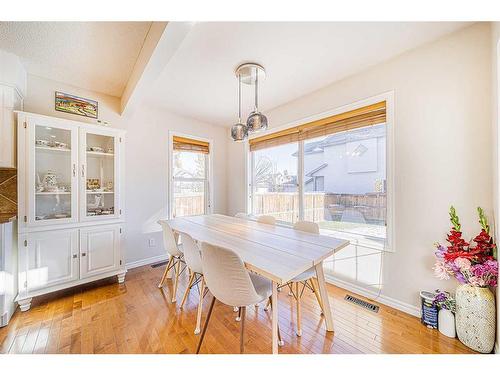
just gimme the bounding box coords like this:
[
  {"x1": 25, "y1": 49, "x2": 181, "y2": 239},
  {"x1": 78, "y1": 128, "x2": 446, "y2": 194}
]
[
  {"x1": 227, "y1": 23, "x2": 493, "y2": 311},
  {"x1": 23, "y1": 74, "x2": 227, "y2": 265}
]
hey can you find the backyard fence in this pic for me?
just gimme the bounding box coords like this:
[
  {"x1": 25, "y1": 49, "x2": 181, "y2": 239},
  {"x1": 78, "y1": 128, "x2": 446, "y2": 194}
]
[
  {"x1": 174, "y1": 193, "x2": 204, "y2": 217},
  {"x1": 253, "y1": 192, "x2": 386, "y2": 224},
  {"x1": 173, "y1": 191, "x2": 386, "y2": 225}
]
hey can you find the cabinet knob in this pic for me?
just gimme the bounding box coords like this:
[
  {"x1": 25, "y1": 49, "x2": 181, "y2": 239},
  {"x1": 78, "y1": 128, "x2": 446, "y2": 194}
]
[
  {"x1": 72, "y1": 254, "x2": 78, "y2": 259},
  {"x1": 81, "y1": 252, "x2": 87, "y2": 257}
]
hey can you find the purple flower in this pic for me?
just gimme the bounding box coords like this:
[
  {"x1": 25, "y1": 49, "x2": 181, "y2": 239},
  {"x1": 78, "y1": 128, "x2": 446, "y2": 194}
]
[
  {"x1": 434, "y1": 244, "x2": 446, "y2": 259},
  {"x1": 455, "y1": 272, "x2": 467, "y2": 284}
]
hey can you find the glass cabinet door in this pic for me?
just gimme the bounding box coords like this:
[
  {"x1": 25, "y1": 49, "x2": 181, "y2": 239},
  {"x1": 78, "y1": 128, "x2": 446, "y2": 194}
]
[
  {"x1": 29, "y1": 119, "x2": 78, "y2": 225},
  {"x1": 80, "y1": 129, "x2": 120, "y2": 220}
]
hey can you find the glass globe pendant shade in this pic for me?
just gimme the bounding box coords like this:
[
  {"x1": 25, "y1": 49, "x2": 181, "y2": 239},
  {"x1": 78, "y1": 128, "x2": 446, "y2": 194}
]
[
  {"x1": 246, "y1": 111, "x2": 268, "y2": 133},
  {"x1": 231, "y1": 122, "x2": 248, "y2": 142}
]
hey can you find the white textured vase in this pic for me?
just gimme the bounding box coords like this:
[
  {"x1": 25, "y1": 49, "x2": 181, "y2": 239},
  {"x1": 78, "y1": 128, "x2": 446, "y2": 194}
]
[
  {"x1": 455, "y1": 284, "x2": 496, "y2": 353},
  {"x1": 438, "y1": 309, "x2": 456, "y2": 338}
]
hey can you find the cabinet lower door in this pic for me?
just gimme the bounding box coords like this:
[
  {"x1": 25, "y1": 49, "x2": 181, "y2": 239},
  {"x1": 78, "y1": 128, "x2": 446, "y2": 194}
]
[
  {"x1": 80, "y1": 225, "x2": 121, "y2": 279},
  {"x1": 22, "y1": 229, "x2": 79, "y2": 293}
]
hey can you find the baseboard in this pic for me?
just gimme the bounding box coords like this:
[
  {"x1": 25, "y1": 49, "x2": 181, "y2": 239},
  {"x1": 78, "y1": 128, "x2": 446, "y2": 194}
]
[
  {"x1": 325, "y1": 274, "x2": 421, "y2": 318},
  {"x1": 1, "y1": 311, "x2": 9, "y2": 327},
  {"x1": 126, "y1": 254, "x2": 169, "y2": 270}
]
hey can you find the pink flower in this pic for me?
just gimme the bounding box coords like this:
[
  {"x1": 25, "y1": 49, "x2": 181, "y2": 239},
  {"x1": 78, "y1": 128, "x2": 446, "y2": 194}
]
[
  {"x1": 454, "y1": 257, "x2": 471, "y2": 270},
  {"x1": 468, "y1": 276, "x2": 486, "y2": 287},
  {"x1": 433, "y1": 261, "x2": 450, "y2": 280}
]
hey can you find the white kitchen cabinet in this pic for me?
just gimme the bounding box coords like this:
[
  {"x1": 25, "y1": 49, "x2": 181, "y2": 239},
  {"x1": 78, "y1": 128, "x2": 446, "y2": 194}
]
[
  {"x1": 79, "y1": 127, "x2": 123, "y2": 222},
  {"x1": 15, "y1": 112, "x2": 126, "y2": 312},
  {"x1": 25, "y1": 115, "x2": 79, "y2": 226},
  {"x1": 18, "y1": 229, "x2": 79, "y2": 294},
  {"x1": 80, "y1": 225, "x2": 121, "y2": 279}
]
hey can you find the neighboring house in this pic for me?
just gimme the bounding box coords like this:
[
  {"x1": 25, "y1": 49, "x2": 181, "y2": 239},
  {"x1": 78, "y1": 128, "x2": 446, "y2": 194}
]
[{"x1": 297, "y1": 124, "x2": 386, "y2": 194}]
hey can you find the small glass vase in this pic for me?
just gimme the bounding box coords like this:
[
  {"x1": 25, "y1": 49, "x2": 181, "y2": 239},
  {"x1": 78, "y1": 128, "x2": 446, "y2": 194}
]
[
  {"x1": 455, "y1": 284, "x2": 496, "y2": 353},
  {"x1": 438, "y1": 308, "x2": 456, "y2": 338}
]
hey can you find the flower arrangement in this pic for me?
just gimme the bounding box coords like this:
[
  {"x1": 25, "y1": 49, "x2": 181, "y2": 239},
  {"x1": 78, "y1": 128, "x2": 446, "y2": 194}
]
[
  {"x1": 433, "y1": 206, "x2": 498, "y2": 288},
  {"x1": 432, "y1": 290, "x2": 456, "y2": 313}
]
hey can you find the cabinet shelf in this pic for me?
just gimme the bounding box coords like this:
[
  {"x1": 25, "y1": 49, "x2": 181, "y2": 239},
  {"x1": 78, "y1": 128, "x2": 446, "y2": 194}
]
[
  {"x1": 86, "y1": 191, "x2": 114, "y2": 194},
  {"x1": 36, "y1": 191, "x2": 71, "y2": 195},
  {"x1": 87, "y1": 151, "x2": 114, "y2": 157},
  {"x1": 36, "y1": 146, "x2": 71, "y2": 153}
]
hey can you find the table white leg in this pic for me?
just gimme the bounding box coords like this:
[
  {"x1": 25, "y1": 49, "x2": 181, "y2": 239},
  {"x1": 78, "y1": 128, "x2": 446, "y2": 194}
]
[
  {"x1": 272, "y1": 281, "x2": 278, "y2": 354},
  {"x1": 314, "y1": 262, "x2": 334, "y2": 332}
]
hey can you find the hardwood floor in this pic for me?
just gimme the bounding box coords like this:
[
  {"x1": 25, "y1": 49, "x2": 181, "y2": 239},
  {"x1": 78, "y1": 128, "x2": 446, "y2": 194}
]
[{"x1": 0, "y1": 263, "x2": 475, "y2": 354}]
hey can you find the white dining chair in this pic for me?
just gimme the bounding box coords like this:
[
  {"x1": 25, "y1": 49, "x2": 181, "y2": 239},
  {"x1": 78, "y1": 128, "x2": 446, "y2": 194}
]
[
  {"x1": 158, "y1": 221, "x2": 186, "y2": 303},
  {"x1": 178, "y1": 233, "x2": 206, "y2": 334},
  {"x1": 257, "y1": 215, "x2": 276, "y2": 225},
  {"x1": 196, "y1": 242, "x2": 283, "y2": 354},
  {"x1": 264, "y1": 220, "x2": 325, "y2": 336}
]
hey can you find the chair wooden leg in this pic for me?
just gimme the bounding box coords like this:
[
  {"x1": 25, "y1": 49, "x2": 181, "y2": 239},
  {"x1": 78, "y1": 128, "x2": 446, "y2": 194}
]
[
  {"x1": 157, "y1": 256, "x2": 173, "y2": 288},
  {"x1": 239, "y1": 306, "x2": 246, "y2": 354},
  {"x1": 311, "y1": 277, "x2": 325, "y2": 315},
  {"x1": 180, "y1": 271, "x2": 195, "y2": 309},
  {"x1": 264, "y1": 298, "x2": 271, "y2": 311},
  {"x1": 295, "y1": 282, "x2": 302, "y2": 336},
  {"x1": 236, "y1": 306, "x2": 242, "y2": 321},
  {"x1": 171, "y1": 258, "x2": 181, "y2": 303},
  {"x1": 196, "y1": 296, "x2": 216, "y2": 354},
  {"x1": 194, "y1": 276, "x2": 205, "y2": 334},
  {"x1": 277, "y1": 320, "x2": 283, "y2": 346}
]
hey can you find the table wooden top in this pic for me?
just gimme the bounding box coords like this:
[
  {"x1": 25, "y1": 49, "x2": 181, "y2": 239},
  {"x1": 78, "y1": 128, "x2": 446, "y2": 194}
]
[{"x1": 160, "y1": 214, "x2": 349, "y2": 284}]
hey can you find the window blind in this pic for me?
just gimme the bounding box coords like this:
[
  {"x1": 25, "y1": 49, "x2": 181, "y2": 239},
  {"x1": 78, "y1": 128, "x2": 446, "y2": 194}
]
[
  {"x1": 249, "y1": 101, "x2": 386, "y2": 151},
  {"x1": 173, "y1": 136, "x2": 210, "y2": 154}
]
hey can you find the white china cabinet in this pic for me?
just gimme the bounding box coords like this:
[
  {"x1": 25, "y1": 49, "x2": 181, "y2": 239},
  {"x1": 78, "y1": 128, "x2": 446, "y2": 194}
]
[{"x1": 15, "y1": 112, "x2": 126, "y2": 311}]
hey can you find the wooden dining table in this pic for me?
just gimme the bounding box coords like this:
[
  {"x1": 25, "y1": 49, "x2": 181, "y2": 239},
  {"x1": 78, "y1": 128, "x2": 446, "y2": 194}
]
[{"x1": 159, "y1": 214, "x2": 349, "y2": 354}]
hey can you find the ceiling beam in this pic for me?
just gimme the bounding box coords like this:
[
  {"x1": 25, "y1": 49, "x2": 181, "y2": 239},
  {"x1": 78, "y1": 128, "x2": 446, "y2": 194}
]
[{"x1": 120, "y1": 22, "x2": 194, "y2": 117}]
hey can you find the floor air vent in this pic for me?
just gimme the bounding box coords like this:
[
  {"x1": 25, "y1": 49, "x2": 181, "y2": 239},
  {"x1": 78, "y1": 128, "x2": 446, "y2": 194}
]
[
  {"x1": 151, "y1": 261, "x2": 169, "y2": 268},
  {"x1": 344, "y1": 294, "x2": 379, "y2": 313}
]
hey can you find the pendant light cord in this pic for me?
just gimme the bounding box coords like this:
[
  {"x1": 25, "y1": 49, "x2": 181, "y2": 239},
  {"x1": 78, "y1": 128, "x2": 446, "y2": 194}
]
[
  {"x1": 238, "y1": 73, "x2": 242, "y2": 122},
  {"x1": 254, "y1": 69, "x2": 259, "y2": 111}
]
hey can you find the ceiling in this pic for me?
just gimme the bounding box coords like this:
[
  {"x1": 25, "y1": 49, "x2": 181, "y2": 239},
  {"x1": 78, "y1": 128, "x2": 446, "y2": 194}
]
[
  {"x1": 0, "y1": 22, "x2": 152, "y2": 97},
  {"x1": 146, "y1": 22, "x2": 470, "y2": 126},
  {"x1": 0, "y1": 22, "x2": 471, "y2": 125}
]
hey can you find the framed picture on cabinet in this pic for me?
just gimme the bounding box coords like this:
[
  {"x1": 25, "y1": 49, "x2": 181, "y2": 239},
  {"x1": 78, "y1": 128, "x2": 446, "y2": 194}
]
[{"x1": 55, "y1": 91, "x2": 98, "y2": 119}]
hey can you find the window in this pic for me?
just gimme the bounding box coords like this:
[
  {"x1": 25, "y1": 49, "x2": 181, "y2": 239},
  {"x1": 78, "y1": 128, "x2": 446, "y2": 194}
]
[
  {"x1": 251, "y1": 142, "x2": 299, "y2": 223},
  {"x1": 303, "y1": 126, "x2": 386, "y2": 247},
  {"x1": 248, "y1": 99, "x2": 391, "y2": 253},
  {"x1": 170, "y1": 135, "x2": 211, "y2": 218}
]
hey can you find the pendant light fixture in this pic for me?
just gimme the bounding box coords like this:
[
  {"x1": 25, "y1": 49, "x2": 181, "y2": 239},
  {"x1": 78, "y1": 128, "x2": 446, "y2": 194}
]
[
  {"x1": 231, "y1": 63, "x2": 268, "y2": 141},
  {"x1": 230, "y1": 70, "x2": 248, "y2": 142},
  {"x1": 246, "y1": 64, "x2": 268, "y2": 133}
]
